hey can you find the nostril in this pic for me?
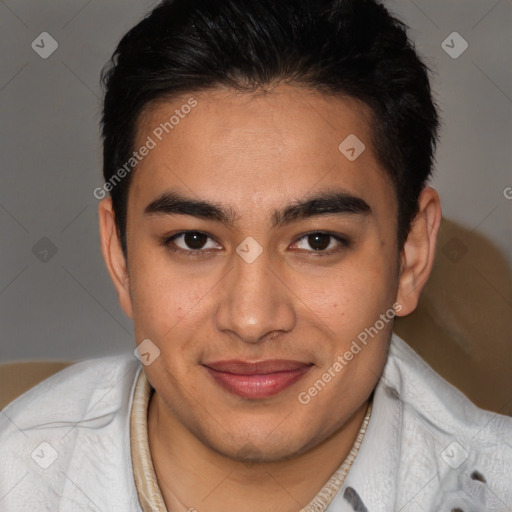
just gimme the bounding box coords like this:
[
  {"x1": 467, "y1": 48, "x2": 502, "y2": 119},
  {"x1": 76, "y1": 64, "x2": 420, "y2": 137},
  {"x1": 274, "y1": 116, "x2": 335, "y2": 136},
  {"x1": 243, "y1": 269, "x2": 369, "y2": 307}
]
[{"x1": 470, "y1": 470, "x2": 487, "y2": 483}]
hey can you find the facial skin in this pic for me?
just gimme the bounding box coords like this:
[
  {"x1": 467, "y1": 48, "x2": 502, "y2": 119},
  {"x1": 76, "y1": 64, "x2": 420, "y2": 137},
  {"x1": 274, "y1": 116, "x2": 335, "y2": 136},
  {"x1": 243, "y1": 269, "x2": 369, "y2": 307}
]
[{"x1": 99, "y1": 84, "x2": 441, "y2": 511}]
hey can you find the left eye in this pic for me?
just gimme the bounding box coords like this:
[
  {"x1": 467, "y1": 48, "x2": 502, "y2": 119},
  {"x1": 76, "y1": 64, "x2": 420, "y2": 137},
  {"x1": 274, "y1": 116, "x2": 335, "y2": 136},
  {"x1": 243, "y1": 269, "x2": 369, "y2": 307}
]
[{"x1": 291, "y1": 233, "x2": 347, "y2": 252}]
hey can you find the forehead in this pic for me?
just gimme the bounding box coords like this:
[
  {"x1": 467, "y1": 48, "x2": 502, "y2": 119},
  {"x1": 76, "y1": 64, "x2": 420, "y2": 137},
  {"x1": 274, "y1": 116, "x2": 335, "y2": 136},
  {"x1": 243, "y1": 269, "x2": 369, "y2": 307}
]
[{"x1": 130, "y1": 84, "x2": 394, "y2": 217}]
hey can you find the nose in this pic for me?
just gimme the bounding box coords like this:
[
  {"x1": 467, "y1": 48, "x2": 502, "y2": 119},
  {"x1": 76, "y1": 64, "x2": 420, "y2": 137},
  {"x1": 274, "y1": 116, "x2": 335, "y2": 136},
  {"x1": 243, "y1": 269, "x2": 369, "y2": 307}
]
[{"x1": 214, "y1": 248, "x2": 296, "y2": 344}]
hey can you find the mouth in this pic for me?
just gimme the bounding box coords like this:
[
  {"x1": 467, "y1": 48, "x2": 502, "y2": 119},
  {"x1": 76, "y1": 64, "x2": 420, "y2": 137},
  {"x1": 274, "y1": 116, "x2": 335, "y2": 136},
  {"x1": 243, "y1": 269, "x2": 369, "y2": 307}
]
[{"x1": 202, "y1": 360, "x2": 313, "y2": 399}]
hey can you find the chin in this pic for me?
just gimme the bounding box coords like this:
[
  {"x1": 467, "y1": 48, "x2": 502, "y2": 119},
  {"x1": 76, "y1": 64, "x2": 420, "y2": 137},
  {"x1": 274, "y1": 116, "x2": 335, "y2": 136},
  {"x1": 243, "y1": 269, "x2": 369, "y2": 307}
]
[
  {"x1": 201, "y1": 424, "x2": 319, "y2": 464},
  {"x1": 223, "y1": 442, "x2": 301, "y2": 464}
]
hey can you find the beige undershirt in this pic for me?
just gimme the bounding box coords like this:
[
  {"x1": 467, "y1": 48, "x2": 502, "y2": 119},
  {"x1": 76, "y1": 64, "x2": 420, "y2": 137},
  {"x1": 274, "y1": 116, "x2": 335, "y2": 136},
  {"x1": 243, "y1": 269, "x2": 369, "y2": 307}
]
[{"x1": 130, "y1": 369, "x2": 372, "y2": 512}]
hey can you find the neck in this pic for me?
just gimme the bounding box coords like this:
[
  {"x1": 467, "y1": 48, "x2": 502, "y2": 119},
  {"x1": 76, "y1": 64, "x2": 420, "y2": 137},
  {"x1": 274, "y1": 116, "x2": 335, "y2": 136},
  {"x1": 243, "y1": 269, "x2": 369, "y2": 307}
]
[{"x1": 147, "y1": 393, "x2": 369, "y2": 512}]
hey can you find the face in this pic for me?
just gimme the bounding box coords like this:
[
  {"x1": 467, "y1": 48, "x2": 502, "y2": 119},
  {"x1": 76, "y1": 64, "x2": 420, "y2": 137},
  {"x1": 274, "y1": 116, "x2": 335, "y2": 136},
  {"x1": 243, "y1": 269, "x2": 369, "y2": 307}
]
[{"x1": 112, "y1": 85, "x2": 403, "y2": 461}]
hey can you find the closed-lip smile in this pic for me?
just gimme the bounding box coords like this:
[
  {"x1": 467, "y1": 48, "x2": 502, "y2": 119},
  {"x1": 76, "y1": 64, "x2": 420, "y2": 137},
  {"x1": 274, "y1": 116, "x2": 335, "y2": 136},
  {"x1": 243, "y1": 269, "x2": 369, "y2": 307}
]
[{"x1": 203, "y1": 359, "x2": 313, "y2": 399}]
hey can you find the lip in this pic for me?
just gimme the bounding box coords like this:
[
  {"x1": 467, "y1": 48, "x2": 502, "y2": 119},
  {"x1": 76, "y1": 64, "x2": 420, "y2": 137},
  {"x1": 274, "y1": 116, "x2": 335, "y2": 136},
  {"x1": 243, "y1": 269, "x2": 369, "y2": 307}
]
[{"x1": 203, "y1": 359, "x2": 313, "y2": 399}]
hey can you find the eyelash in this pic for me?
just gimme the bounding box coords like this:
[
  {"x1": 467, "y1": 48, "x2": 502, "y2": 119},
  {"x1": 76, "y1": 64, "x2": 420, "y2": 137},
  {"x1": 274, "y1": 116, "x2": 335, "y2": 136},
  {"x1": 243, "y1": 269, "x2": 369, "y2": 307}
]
[
  {"x1": 163, "y1": 231, "x2": 220, "y2": 258},
  {"x1": 162, "y1": 231, "x2": 351, "y2": 258},
  {"x1": 292, "y1": 231, "x2": 351, "y2": 255}
]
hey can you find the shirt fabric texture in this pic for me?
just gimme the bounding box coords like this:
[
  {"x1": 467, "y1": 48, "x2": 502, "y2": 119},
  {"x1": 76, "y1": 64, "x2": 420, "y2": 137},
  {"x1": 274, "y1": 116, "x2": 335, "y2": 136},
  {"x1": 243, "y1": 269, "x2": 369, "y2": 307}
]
[{"x1": 1, "y1": 332, "x2": 511, "y2": 511}]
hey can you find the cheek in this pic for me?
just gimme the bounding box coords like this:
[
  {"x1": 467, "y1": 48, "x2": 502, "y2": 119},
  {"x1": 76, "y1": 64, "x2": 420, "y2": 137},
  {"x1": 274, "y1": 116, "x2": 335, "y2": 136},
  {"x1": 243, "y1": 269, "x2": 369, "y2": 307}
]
[
  {"x1": 303, "y1": 252, "x2": 397, "y2": 334},
  {"x1": 128, "y1": 250, "x2": 205, "y2": 341}
]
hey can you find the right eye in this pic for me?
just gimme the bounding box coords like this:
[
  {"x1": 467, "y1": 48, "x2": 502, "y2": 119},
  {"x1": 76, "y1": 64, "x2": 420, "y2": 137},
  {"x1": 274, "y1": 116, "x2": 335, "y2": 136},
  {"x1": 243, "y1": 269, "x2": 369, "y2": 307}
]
[{"x1": 163, "y1": 231, "x2": 223, "y2": 256}]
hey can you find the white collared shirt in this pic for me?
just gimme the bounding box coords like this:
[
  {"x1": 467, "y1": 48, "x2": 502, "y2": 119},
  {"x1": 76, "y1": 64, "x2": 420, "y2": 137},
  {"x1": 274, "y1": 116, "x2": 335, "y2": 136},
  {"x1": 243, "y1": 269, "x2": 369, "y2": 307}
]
[{"x1": 1, "y1": 333, "x2": 511, "y2": 511}]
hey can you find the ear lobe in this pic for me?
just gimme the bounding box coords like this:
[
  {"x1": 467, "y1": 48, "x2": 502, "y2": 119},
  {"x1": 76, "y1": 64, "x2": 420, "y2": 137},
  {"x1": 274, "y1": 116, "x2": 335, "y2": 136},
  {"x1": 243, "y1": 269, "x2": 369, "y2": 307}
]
[
  {"x1": 396, "y1": 187, "x2": 442, "y2": 317},
  {"x1": 98, "y1": 197, "x2": 133, "y2": 318}
]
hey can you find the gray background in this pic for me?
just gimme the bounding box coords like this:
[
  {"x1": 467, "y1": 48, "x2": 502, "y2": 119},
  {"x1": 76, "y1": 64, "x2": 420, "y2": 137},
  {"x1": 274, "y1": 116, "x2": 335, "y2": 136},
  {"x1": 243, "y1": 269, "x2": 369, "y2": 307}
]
[{"x1": 1, "y1": 0, "x2": 511, "y2": 363}]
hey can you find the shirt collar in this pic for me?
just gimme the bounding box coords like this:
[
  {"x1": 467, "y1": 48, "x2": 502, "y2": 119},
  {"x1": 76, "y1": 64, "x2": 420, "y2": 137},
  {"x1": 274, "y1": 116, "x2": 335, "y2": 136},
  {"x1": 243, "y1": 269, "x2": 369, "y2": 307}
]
[{"x1": 130, "y1": 370, "x2": 373, "y2": 512}]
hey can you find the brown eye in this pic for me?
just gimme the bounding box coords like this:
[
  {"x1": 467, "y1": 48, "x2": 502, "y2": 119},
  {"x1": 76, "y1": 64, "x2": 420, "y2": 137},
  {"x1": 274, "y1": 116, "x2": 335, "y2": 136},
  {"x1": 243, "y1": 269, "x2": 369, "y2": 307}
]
[
  {"x1": 183, "y1": 232, "x2": 208, "y2": 249},
  {"x1": 291, "y1": 232, "x2": 350, "y2": 254},
  {"x1": 165, "y1": 232, "x2": 222, "y2": 253},
  {"x1": 307, "y1": 233, "x2": 331, "y2": 251}
]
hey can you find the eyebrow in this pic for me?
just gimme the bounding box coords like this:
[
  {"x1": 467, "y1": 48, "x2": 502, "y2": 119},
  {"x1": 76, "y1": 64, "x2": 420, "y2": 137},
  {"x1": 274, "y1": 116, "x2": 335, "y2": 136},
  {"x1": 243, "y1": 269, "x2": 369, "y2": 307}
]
[{"x1": 144, "y1": 189, "x2": 372, "y2": 228}]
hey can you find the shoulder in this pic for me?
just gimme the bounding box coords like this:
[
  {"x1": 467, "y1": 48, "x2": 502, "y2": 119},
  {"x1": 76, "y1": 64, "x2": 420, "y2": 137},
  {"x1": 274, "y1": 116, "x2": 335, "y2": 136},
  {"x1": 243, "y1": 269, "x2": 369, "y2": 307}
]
[
  {"x1": 0, "y1": 354, "x2": 143, "y2": 511},
  {"x1": 386, "y1": 333, "x2": 512, "y2": 437},
  {"x1": 384, "y1": 333, "x2": 512, "y2": 506},
  {"x1": 1, "y1": 353, "x2": 140, "y2": 431}
]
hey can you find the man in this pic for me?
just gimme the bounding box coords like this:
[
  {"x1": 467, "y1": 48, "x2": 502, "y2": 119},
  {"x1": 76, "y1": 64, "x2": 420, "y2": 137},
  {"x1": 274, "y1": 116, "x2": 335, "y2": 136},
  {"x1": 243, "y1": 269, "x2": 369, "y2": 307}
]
[{"x1": 1, "y1": 0, "x2": 511, "y2": 510}]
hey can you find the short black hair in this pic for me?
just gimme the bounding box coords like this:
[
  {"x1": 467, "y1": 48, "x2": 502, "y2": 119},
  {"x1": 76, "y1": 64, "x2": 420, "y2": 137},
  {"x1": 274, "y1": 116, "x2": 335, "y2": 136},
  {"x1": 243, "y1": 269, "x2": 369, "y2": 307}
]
[{"x1": 100, "y1": 0, "x2": 439, "y2": 257}]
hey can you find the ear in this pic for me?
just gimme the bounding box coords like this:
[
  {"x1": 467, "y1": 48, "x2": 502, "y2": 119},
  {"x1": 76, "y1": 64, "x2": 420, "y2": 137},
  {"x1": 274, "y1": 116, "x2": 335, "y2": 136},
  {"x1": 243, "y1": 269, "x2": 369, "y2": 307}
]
[
  {"x1": 98, "y1": 197, "x2": 133, "y2": 318},
  {"x1": 395, "y1": 186, "x2": 442, "y2": 317}
]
